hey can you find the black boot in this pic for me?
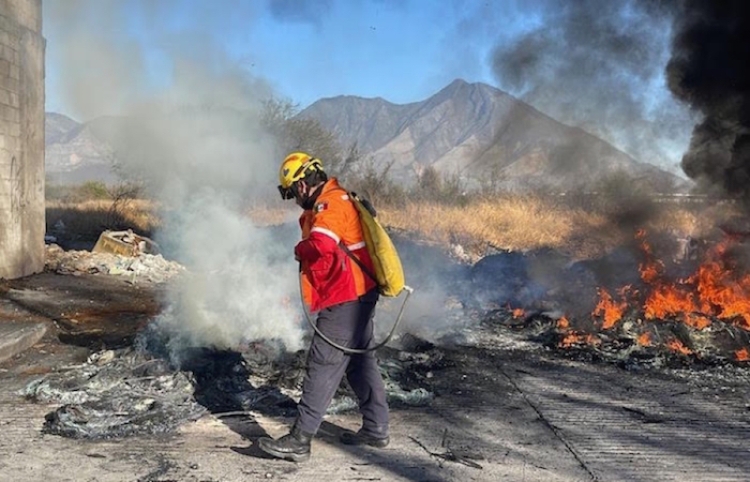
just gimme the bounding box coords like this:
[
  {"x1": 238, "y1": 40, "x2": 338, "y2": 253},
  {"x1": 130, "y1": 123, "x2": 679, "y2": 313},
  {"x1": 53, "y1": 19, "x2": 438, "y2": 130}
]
[
  {"x1": 340, "y1": 429, "x2": 390, "y2": 448},
  {"x1": 258, "y1": 424, "x2": 313, "y2": 462}
]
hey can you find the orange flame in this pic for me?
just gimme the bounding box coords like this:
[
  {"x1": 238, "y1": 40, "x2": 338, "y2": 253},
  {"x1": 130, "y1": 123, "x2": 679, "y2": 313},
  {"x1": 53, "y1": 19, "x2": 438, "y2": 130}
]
[
  {"x1": 643, "y1": 286, "x2": 712, "y2": 329},
  {"x1": 665, "y1": 338, "x2": 692, "y2": 356},
  {"x1": 557, "y1": 316, "x2": 570, "y2": 329},
  {"x1": 691, "y1": 258, "x2": 750, "y2": 329},
  {"x1": 592, "y1": 231, "x2": 750, "y2": 332},
  {"x1": 643, "y1": 238, "x2": 750, "y2": 329},
  {"x1": 593, "y1": 287, "x2": 629, "y2": 329},
  {"x1": 559, "y1": 332, "x2": 600, "y2": 348},
  {"x1": 735, "y1": 348, "x2": 750, "y2": 362},
  {"x1": 636, "y1": 229, "x2": 664, "y2": 284},
  {"x1": 512, "y1": 308, "x2": 525, "y2": 319},
  {"x1": 637, "y1": 332, "x2": 652, "y2": 347},
  {"x1": 559, "y1": 333, "x2": 578, "y2": 347}
]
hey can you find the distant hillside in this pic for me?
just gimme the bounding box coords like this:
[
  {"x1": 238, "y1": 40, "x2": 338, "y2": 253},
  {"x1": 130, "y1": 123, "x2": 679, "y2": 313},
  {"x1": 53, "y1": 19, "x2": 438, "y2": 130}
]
[
  {"x1": 46, "y1": 79, "x2": 686, "y2": 191},
  {"x1": 299, "y1": 79, "x2": 685, "y2": 192},
  {"x1": 45, "y1": 113, "x2": 118, "y2": 185}
]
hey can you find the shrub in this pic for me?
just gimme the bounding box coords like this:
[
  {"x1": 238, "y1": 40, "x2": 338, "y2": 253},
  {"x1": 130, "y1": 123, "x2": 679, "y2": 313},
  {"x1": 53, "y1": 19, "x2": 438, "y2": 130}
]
[{"x1": 78, "y1": 181, "x2": 110, "y2": 200}]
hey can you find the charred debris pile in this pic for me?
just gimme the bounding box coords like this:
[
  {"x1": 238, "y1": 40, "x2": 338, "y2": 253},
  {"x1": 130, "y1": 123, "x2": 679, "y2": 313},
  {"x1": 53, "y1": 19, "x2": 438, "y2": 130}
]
[
  {"x1": 22, "y1": 328, "x2": 437, "y2": 440},
  {"x1": 25, "y1": 226, "x2": 750, "y2": 439},
  {"x1": 471, "y1": 229, "x2": 750, "y2": 369}
]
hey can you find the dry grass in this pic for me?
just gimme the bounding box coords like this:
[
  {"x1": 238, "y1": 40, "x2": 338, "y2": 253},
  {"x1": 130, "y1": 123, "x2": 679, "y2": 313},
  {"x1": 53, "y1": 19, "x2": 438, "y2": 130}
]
[
  {"x1": 380, "y1": 196, "x2": 734, "y2": 260},
  {"x1": 48, "y1": 195, "x2": 739, "y2": 261},
  {"x1": 381, "y1": 197, "x2": 617, "y2": 259},
  {"x1": 46, "y1": 199, "x2": 160, "y2": 241}
]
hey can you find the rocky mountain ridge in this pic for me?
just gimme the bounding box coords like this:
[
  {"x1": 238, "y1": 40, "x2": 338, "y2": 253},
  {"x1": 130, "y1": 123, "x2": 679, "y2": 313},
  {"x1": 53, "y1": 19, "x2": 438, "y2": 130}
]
[
  {"x1": 45, "y1": 79, "x2": 684, "y2": 191},
  {"x1": 299, "y1": 79, "x2": 684, "y2": 191}
]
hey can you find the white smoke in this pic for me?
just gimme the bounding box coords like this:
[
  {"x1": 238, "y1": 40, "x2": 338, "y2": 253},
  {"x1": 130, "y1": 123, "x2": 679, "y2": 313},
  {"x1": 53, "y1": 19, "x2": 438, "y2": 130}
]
[
  {"x1": 45, "y1": 1, "x2": 305, "y2": 353},
  {"x1": 156, "y1": 193, "x2": 303, "y2": 352}
]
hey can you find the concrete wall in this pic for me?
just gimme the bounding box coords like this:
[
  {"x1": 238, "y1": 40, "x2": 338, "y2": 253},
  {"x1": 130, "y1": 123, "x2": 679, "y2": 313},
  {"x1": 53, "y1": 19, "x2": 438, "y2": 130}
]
[{"x1": 0, "y1": 0, "x2": 44, "y2": 279}]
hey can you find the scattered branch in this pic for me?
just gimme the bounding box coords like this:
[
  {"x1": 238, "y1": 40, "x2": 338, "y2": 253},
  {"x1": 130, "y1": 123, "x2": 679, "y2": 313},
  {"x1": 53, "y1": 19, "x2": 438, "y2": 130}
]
[{"x1": 408, "y1": 435, "x2": 484, "y2": 470}]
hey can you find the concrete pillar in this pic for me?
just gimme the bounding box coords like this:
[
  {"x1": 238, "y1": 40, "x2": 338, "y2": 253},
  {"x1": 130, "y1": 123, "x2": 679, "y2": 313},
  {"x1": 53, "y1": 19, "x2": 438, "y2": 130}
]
[{"x1": 0, "y1": 0, "x2": 44, "y2": 279}]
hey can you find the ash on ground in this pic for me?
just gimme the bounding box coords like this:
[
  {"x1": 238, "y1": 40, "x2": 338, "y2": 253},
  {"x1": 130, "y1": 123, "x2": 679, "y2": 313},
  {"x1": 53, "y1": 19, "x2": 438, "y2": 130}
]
[
  {"x1": 23, "y1": 327, "x2": 436, "y2": 440},
  {"x1": 30, "y1": 235, "x2": 750, "y2": 439},
  {"x1": 22, "y1": 347, "x2": 204, "y2": 439}
]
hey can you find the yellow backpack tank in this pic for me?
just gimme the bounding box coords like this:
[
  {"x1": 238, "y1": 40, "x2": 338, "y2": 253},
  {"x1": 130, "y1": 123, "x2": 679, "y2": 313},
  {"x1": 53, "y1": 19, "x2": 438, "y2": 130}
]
[
  {"x1": 305, "y1": 190, "x2": 412, "y2": 354},
  {"x1": 340, "y1": 192, "x2": 406, "y2": 297}
]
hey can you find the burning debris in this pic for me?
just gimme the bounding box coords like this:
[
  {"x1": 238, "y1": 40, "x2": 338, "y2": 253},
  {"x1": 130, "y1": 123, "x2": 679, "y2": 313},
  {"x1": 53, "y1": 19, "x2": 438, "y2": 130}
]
[
  {"x1": 475, "y1": 229, "x2": 750, "y2": 368},
  {"x1": 493, "y1": 308, "x2": 750, "y2": 369},
  {"x1": 581, "y1": 230, "x2": 750, "y2": 363},
  {"x1": 25, "y1": 226, "x2": 750, "y2": 440}
]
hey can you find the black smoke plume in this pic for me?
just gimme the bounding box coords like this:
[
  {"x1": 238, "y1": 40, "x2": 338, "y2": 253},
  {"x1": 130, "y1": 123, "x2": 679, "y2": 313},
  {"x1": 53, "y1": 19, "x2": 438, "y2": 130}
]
[
  {"x1": 491, "y1": 0, "x2": 690, "y2": 173},
  {"x1": 666, "y1": 0, "x2": 750, "y2": 201}
]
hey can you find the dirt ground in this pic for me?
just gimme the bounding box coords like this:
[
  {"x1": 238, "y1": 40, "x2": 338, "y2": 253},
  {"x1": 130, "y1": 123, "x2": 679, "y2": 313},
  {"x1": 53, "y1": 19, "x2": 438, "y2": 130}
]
[{"x1": 2, "y1": 272, "x2": 750, "y2": 482}]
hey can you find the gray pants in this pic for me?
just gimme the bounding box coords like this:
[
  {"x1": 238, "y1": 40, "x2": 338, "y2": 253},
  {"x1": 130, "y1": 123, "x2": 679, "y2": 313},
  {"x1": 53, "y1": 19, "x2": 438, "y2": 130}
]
[{"x1": 296, "y1": 291, "x2": 389, "y2": 437}]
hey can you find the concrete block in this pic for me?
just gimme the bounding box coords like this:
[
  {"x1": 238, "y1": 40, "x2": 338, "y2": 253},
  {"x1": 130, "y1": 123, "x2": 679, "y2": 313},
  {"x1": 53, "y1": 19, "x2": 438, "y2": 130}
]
[
  {"x1": 6, "y1": 119, "x2": 19, "y2": 136},
  {"x1": 0, "y1": 321, "x2": 46, "y2": 364},
  {"x1": 0, "y1": 102, "x2": 18, "y2": 122},
  {"x1": 0, "y1": 0, "x2": 43, "y2": 280},
  {"x1": 5, "y1": 104, "x2": 16, "y2": 122},
  {"x1": 0, "y1": 58, "x2": 9, "y2": 76},
  {"x1": 0, "y1": 72, "x2": 18, "y2": 92},
  {"x1": 0, "y1": 44, "x2": 13, "y2": 63},
  {"x1": 0, "y1": 30, "x2": 11, "y2": 47},
  {"x1": 0, "y1": 15, "x2": 15, "y2": 36},
  {"x1": 0, "y1": 2, "x2": 40, "y2": 33}
]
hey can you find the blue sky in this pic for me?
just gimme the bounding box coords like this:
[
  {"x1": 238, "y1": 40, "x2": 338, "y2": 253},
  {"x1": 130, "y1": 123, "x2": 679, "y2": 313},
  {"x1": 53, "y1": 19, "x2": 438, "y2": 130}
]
[
  {"x1": 42, "y1": 1, "x2": 542, "y2": 111},
  {"x1": 240, "y1": 0, "x2": 537, "y2": 107},
  {"x1": 42, "y1": 0, "x2": 693, "y2": 172}
]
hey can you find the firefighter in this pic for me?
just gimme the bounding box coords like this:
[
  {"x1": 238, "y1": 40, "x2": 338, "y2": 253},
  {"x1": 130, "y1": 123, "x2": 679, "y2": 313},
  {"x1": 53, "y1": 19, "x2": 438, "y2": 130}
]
[{"x1": 258, "y1": 152, "x2": 390, "y2": 462}]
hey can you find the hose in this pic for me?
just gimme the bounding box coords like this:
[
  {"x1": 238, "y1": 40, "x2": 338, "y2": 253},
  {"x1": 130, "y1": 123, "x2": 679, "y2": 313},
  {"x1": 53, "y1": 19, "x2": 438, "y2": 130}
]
[{"x1": 298, "y1": 273, "x2": 414, "y2": 354}]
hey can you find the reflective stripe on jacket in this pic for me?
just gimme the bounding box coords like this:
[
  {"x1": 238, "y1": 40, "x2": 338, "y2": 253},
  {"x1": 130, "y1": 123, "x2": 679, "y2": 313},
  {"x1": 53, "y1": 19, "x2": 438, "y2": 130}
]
[{"x1": 295, "y1": 178, "x2": 376, "y2": 312}]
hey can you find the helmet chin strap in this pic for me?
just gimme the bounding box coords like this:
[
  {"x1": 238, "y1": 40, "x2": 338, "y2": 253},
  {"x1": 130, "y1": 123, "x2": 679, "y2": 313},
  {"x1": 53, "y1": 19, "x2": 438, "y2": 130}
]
[{"x1": 298, "y1": 181, "x2": 325, "y2": 210}]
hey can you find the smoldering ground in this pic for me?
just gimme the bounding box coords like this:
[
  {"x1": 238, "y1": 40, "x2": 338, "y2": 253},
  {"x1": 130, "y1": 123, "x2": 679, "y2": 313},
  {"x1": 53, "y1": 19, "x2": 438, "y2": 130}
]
[
  {"x1": 45, "y1": 1, "x2": 305, "y2": 355},
  {"x1": 43, "y1": 0, "x2": 499, "y2": 357},
  {"x1": 43, "y1": 0, "x2": 728, "y2": 360}
]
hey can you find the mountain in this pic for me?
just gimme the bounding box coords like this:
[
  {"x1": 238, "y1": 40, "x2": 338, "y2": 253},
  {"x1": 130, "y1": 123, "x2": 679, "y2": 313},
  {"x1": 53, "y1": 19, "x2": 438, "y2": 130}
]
[
  {"x1": 299, "y1": 79, "x2": 684, "y2": 191},
  {"x1": 45, "y1": 79, "x2": 685, "y2": 191},
  {"x1": 45, "y1": 112, "x2": 81, "y2": 145},
  {"x1": 45, "y1": 113, "x2": 118, "y2": 184}
]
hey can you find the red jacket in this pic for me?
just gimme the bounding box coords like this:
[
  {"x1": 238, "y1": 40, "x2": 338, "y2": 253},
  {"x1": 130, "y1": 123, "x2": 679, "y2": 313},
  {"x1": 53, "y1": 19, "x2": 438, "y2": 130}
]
[{"x1": 295, "y1": 178, "x2": 376, "y2": 312}]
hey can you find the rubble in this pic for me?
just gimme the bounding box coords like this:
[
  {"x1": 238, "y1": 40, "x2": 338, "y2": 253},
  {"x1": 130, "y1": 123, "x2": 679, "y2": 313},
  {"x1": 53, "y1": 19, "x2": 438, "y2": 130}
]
[
  {"x1": 45, "y1": 243, "x2": 184, "y2": 284},
  {"x1": 22, "y1": 347, "x2": 205, "y2": 439},
  {"x1": 92, "y1": 229, "x2": 160, "y2": 257},
  {"x1": 23, "y1": 328, "x2": 437, "y2": 439},
  {"x1": 35, "y1": 228, "x2": 750, "y2": 441}
]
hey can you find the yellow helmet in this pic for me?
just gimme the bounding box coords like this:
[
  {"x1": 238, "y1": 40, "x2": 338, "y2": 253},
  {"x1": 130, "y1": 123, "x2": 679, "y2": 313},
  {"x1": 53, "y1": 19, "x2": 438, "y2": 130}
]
[{"x1": 278, "y1": 152, "x2": 324, "y2": 197}]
